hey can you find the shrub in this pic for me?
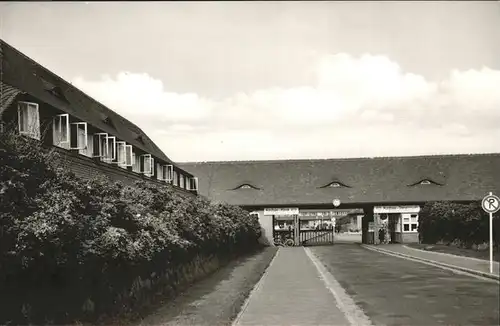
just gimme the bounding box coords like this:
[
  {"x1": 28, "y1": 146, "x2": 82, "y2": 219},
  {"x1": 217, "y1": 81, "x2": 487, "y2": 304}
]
[
  {"x1": 419, "y1": 201, "x2": 500, "y2": 248},
  {"x1": 0, "y1": 130, "x2": 261, "y2": 324}
]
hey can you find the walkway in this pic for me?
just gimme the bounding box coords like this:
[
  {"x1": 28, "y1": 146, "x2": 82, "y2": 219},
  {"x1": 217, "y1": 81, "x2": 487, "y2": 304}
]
[
  {"x1": 368, "y1": 244, "x2": 500, "y2": 277},
  {"x1": 233, "y1": 247, "x2": 351, "y2": 326}
]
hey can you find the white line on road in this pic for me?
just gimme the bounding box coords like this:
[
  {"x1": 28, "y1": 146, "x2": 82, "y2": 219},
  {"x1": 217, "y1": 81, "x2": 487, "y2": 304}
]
[{"x1": 304, "y1": 247, "x2": 374, "y2": 326}]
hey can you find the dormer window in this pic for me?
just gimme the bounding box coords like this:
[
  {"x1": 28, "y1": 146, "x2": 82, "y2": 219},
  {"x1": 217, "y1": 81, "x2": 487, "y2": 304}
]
[
  {"x1": 319, "y1": 181, "x2": 350, "y2": 189},
  {"x1": 232, "y1": 183, "x2": 260, "y2": 190},
  {"x1": 408, "y1": 178, "x2": 442, "y2": 186}
]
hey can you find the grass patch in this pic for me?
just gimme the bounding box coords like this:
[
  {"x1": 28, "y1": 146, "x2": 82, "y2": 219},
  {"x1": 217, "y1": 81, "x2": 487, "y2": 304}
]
[
  {"x1": 134, "y1": 246, "x2": 278, "y2": 326},
  {"x1": 407, "y1": 243, "x2": 500, "y2": 262}
]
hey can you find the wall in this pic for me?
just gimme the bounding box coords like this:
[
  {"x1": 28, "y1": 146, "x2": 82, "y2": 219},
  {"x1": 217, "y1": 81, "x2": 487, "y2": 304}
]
[
  {"x1": 51, "y1": 146, "x2": 196, "y2": 198},
  {"x1": 401, "y1": 232, "x2": 419, "y2": 243},
  {"x1": 252, "y1": 210, "x2": 273, "y2": 246}
]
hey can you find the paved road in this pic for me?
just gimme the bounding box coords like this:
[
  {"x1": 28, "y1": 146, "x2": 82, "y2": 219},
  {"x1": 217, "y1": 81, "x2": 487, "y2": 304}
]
[{"x1": 311, "y1": 244, "x2": 500, "y2": 326}]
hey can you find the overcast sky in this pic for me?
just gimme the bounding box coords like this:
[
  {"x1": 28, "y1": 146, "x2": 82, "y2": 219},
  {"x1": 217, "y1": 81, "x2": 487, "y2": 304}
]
[{"x1": 2, "y1": 1, "x2": 500, "y2": 162}]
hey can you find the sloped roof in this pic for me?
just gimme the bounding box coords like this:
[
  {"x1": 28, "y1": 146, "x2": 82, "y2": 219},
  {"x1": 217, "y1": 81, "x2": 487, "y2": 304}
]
[
  {"x1": 0, "y1": 39, "x2": 190, "y2": 176},
  {"x1": 179, "y1": 153, "x2": 500, "y2": 206}
]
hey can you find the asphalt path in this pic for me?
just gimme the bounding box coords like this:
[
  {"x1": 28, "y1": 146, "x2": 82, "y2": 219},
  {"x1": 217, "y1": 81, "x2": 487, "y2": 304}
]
[{"x1": 311, "y1": 244, "x2": 500, "y2": 326}]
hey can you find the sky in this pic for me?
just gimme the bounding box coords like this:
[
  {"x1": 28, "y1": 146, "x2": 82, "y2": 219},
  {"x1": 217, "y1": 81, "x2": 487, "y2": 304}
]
[{"x1": 1, "y1": 1, "x2": 500, "y2": 162}]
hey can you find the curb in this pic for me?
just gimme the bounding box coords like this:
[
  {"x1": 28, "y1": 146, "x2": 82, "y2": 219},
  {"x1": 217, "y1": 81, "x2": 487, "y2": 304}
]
[{"x1": 361, "y1": 244, "x2": 500, "y2": 282}]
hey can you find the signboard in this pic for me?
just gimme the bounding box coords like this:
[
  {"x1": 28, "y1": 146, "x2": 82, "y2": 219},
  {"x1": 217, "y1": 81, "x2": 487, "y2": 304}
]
[
  {"x1": 264, "y1": 207, "x2": 299, "y2": 216},
  {"x1": 298, "y1": 209, "x2": 362, "y2": 219},
  {"x1": 481, "y1": 192, "x2": 499, "y2": 274},
  {"x1": 482, "y1": 193, "x2": 500, "y2": 214},
  {"x1": 374, "y1": 205, "x2": 420, "y2": 214}
]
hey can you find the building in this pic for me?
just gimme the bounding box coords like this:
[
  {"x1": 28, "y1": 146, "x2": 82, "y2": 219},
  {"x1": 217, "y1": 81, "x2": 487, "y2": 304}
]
[
  {"x1": 179, "y1": 154, "x2": 500, "y2": 245},
  {"x1": 0, "y1": 39, "x2": 198, "y2": 195}
]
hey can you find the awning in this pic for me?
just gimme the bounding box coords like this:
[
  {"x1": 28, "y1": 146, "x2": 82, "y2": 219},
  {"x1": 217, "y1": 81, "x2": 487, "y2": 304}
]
[{"x1": 0, "y1": 81, "x2": 24, "y2": 117}]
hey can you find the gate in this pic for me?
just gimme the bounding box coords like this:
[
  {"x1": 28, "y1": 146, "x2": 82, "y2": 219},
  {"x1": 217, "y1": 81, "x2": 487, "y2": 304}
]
[
  {"x1": 298, "y1": 217, "x2": 335, "y2": 246},
  {"x1": 272, "y1": 215, "x2": 335, "y2": 246}
]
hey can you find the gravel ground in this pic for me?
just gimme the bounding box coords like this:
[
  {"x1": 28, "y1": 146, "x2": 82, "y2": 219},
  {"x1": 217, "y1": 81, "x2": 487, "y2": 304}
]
[
  {"x1": 311, "y1": 244, "x2": 500, "y2": 326},
  {"x1": 137, "y1": 247, "x2": 277, "y2": 326}
]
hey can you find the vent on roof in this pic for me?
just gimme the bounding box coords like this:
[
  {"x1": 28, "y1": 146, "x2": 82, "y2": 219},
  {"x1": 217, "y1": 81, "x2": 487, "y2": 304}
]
[
  {"x1": 40, "y1": 77, "x2": 68, "y2": 102},
  {"x1": 136, "y1": 135, "x2": 145, "y2": 144},
  {"x1": 103, "y1": 116, "x2": 116, "y2": 129},
  {"x1": 231, "y1": 183, "x2": 260, "y2": 190}
]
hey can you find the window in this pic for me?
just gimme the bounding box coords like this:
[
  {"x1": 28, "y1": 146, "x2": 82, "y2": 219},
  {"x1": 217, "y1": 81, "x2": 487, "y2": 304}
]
[
  {"x1": 80, "y1": 133, "x2": 94, "y2": 157},
  {"x1": 93, "y1": 133, "x2": 108, "y2": 158},
  {"x1": 53, "y1": 114, "x2": 70, "y2": 148},
  {"x1": 420, "y1": 180, "x2": 431, "y2": 185},
  {"x1": 18, "y1": 102, "x2": 40, "y2": 140},
  {"x1": 402, "y1": 214, "x2": 419, "y2": 232},
  {"x1": 124, "y1": 145, "x2": 133, "y2": 167},
  {"x1": 187, "y1": 177, "x2": 198, "y2": 191},
  {"x1": 141, "y1": 154, "x2": 154, "y2": 177},
  {"x1": 156, "y1": 164, "x2": 173, "y2": 181},
  {"x1": 173, "y1": 170, "x2": 178, "y2": 186},
  {"x1": 329, "y1": 182, "x2": 341, "y2": 188},
  {"x1": 179, "y1": 174, "x2": 185, "y2": 188},
  {"x1": 233, "y1": 183, "x2": 259, "y2": 190},
  {"x1": 115, "y1": 141, "x2": 128, "y2": 168},
  {"x1": 132, "y1": 152, "x2": 141, "y2": 172},
  {"x1": 102, "y1": 136, "x2": 116, "y2": 162},
  {"x1": 240, "y1": 184, "x2": 252, "y2": 189},
  {"x1": 70, "y1": 122, "x2": 88, "y2": 150}
]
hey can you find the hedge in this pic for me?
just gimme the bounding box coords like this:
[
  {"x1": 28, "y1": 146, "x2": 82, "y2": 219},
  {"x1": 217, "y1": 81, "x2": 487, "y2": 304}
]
[
  {"x1": 0, "y1": 130, "x2": 262, "y2": 324},
  {"x1": 419, "y1": 201, "x2": 500, "y2": 248}
]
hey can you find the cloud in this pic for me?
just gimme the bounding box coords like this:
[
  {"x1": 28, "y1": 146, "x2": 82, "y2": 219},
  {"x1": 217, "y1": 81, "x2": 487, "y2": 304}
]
[{"x1": 72, "y1": 54, "x2": 500, "y2": 161}]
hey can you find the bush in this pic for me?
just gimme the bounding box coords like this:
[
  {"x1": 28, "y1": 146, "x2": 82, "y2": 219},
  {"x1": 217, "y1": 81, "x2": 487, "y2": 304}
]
[
  {"x1": 0, "y1": 130, "x2": 261, "y2": 324},
  {"x1": 419, "y1": 201, "x2": 500, "y2": 248}
]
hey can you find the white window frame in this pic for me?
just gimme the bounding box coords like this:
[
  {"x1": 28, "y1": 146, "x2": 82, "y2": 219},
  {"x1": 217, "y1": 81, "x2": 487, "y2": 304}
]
[
  {"x1": 132, "y1": 151, "x2": 141, "y2": 172},
  {"x1": 141, "y1": 154, "x2": 154, "y2": 177},
  {"x1": 166, "y1": 165, "x2": 173, "y2": 182},
  {"x1": 179, "y1": 174, "x2": 185, "y2": 188},
  {"x1": 173, "y1": 170, "x2": 178, "y2": 186},
  {"x1": 103, "y1": 136, "x2": 116, "y2": 162},
  {"x1": 115, "y1": 141, "x2": 127, "y2": 166},
  {"x1": 53, "y1": 113, "x2": 70, "y2": 147},
  {"x1": 80, "y1": 133, "x2": 94, "y2": 157},
  {"x1": 124, "y1": 145, "x2": 133, "y2": 167},
  {"x1": 94, "y1": 133, "x2": 108, "y2": 158},
  {"x1": 70, "y1": 122, "x2": 88, "y2": 150},
  {"x1": 156, "y1": 164, "x2": 174, "y2": 182},
  {"x1": 18, "y1": 102, "x2": 41, "y2": 140},
  {"x1": 156, "y1": 163, "x2": 164, "y2": 181},
  {"x1": 187, "y1": 177, "x2": 198, "y2": 191}
]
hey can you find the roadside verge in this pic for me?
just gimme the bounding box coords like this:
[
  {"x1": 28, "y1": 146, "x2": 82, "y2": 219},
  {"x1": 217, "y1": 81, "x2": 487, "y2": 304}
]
[
  {"x1": 361, "y1": 244, "x2": 500, "y2": 282},
  {"x1": 137, "y1": 247, "x2": 278, "y2": 326}
]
